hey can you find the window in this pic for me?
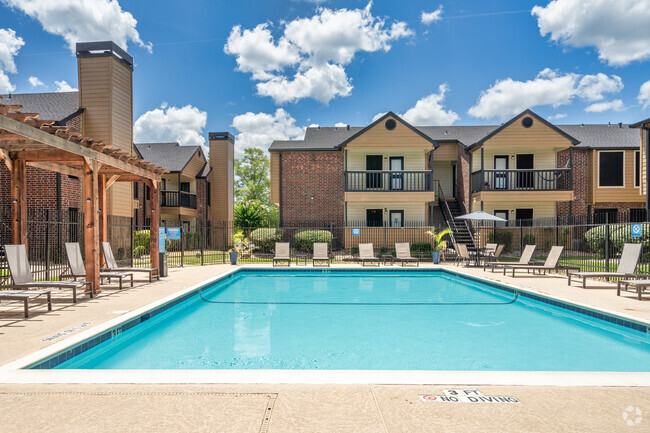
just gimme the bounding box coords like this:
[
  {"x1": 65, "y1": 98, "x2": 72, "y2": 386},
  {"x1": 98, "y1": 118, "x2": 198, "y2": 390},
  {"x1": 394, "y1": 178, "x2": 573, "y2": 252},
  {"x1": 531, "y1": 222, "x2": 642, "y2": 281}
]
[
  {"x1": 635, "y1": 151, "x2": 640, "y2": 188},
  {"x1": 593, "y1": 208, "x2": 617, "y2": 224},
  {"x1": 515, "y1": 209, "x2": 533, "y2": 226},
  {"x1": 389, "y1": 210, "x2": 404, "y2": 227},
  {"x1": 598, "y1": 151, "x2": 624, "y2": 187},
  {"x1": 180, "y1": 182, "x2": 191, "y2": 193},
  {"x1": 206, "y1": 182, "x2": 211, "y2": 206},
  {"x1": 494, "y1": 210, "x2": 508, "y2": 228},
  {"x1": 631, "y1": 209, "x2": 646, "y2": 223},
  {"x1": 133, "y1": 183, "x2": 139, "y2": 199},
  {"x1": 366, "y1": 209, "x2": 383, "y2": 227}
]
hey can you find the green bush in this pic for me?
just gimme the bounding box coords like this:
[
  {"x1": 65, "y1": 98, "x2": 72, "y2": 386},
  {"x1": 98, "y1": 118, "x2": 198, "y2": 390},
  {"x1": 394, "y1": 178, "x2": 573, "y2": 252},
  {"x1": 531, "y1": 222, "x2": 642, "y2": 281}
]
[
  {"x1": 184, "y1": 232, "x2": 200, "y2": 250},
  {"x1": 522, "y1": 234, "x2": 536, "y2": 246},
  {"x1": 133, "y1": 230, "x2": 151, "y2": 255},
  {"x1": 609, "y1": 225, "x2": 650, "y2": 260},
  {"x1": 250, "y1": 228, "x2": 284, "y2": 253},
  {"x1": 410, "y1": 242, "x2": 432, "y2": 255},
  {"x1": 488, "y1": 231, "x2": 513, "y2": 253},
  {"x1": 294, "y1": 229, "x2": 332, "y2": 252},
  {"x1": 349, "y1": 247, "x2": 359, "y2": 255},
  {"x1": 133, "y1": 245, "x2": 146, "y2": 258},
  {"x1": 584, "y1": 224, "x2": 622, "y2": 257}
]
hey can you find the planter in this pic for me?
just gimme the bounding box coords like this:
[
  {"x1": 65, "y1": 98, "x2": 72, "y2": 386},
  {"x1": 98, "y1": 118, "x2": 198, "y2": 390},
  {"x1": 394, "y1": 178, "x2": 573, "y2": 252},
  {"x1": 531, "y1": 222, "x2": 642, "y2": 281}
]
[
  {"x1": 229, "y1": 251, "x2": 238, "y2": 265},
  {"x1": 431, "y1": 251, "x2": 441, "y2": 264}
]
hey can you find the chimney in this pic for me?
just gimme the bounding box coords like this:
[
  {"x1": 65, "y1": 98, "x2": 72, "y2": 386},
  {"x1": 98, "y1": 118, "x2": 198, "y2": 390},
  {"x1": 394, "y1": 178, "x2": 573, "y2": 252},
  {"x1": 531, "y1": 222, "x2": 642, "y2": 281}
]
[
  {"x1": 618, "y1": 122, "x2": 623, "y2": 128},
  {"x1": 347, "y1": 125, "x2": 350, "y2": 130},
  {"x1": 76, "y1": 41, "x2": 134, "y2": 217},
  {"x1": 208, "y1": 132, "x2": 235, "y2": 221}
]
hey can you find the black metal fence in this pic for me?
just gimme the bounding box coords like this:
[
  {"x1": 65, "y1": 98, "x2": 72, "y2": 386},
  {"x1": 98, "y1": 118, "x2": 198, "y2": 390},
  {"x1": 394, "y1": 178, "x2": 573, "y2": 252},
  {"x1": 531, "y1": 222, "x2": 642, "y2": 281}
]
[{"x1": 475, "y1": 209, "x2": 650, "y2": 274}]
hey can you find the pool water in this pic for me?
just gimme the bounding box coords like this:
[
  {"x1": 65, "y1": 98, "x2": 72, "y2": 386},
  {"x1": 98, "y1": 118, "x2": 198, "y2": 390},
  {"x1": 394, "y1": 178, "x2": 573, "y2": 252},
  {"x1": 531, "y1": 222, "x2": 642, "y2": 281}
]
[{"x1": 53, "y1": 270, "x2": 650, "y2": 371}]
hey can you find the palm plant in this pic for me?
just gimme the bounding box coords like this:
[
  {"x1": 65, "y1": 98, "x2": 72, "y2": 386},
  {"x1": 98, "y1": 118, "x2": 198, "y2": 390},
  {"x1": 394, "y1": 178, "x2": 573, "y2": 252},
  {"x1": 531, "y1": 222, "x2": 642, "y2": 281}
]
[{"x1": 426, "y1": 228, "x2": 453, "y2": 252}]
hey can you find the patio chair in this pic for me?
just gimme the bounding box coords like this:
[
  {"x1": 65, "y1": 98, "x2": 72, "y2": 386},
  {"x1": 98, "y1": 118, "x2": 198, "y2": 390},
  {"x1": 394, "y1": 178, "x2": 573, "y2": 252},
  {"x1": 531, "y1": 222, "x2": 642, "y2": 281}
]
[
  {"x1": 484, "y1": 243, "x2": 498, "y2": 256},
  {"x1": 395, "y1": 243, "x2": 419, "y2": 267},
  {"x1": 359, "y1": 243, "x2": 379, "y2": 267},
  {"x1": 502, "y1": 246, "x2": 565, "y2": 277},
  {"x1": 312, "y1": 243, "x2": 330, "y2": 267},
  {"x1": 0, "y1": 289, "x2": 52, "y2": 318},
  {"x1": 102, "y1": 242, "x2": 159, "y2": 282},
  {"x1": 273, "y1": 242, "x2": 291, "y2": 267},
  {"x1": 2, "y1": 244, "x2": 91, "y2": 303},
  {"x1": 62, "y1": 242, "x2": 133, "y2": 290},
  {"x1": 454, "y1": 244, "x2": 476, "y2": 266},
  {"x1": 568, "y1": 243, "x2": 643, "y2": 288},
  {"x1": 485, "y1": 244, "x2": 535, "y2": 272},
  {"x1": 485, "y1": 244, "x2": 504, "y2": 264}
]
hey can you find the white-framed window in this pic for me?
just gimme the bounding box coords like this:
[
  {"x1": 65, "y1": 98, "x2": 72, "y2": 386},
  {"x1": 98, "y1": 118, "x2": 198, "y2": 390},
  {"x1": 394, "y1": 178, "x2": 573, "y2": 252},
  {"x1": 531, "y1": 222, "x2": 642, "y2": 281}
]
[
  {"x1": 598, "y1": 151, "x2": 625, "y2": 188},
  {"x1": 634, "y1": 150, "x2": 640, "y2": 188}
]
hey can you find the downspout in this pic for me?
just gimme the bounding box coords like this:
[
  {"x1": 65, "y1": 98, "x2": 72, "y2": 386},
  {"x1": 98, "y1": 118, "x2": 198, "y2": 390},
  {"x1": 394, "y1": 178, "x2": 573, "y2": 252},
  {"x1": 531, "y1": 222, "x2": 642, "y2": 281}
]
[
  {"x1": 278, "y1": 152, "x2": 283, "y2": 227},
  {"x1": 468, "y1": 152, "x2": 473, "y2": 212}
]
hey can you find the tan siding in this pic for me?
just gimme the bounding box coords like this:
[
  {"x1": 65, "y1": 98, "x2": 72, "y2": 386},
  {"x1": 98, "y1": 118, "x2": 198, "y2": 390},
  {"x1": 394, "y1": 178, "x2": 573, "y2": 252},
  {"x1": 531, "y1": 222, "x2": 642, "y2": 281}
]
[
  {"x1": 346, "y1": 149, "x2": 427, "y2": 171},
  {"x1": 209, "y1": 138, "x2": 234, "y2": 221},
  {"x1": 472, "y1": 190, "x2": 573, "y2": 202},
  {"x1": 345, "y1": 115, "x2": 435, "y2": 150},
  {"x1": 471, "y1": 147, "x2": 558, "y2": 171},
  {"x1": 592, "y1": 149, "x2": 644, "y2": 203},
  {"x1": 344, "y1": 191, "x2": 435, "y2": 202},
  {"x1": 483, "y1": 113, "x2": 573, "y2": 150},
  {"x1": 270, "y1": 152, "x2": 280, "y2": 206},
  {"x1": 433, "y1": 160, "x2": 454, "y2": 197},
  {"x1": 434, "y1": 142, "x2": 458, "y2": 160},
  {"x1": 181, "y1": 151, "x2": 207, "y2": 178},
  {"x1": 107, "y1": 183, "x2": 133, "y2": 217},
  {"x1": 480, "y1": 201, "x2": 557, "y2": 222},
  {"x1": 346, "y1": 201, "x2": 427, "y2": 224}
]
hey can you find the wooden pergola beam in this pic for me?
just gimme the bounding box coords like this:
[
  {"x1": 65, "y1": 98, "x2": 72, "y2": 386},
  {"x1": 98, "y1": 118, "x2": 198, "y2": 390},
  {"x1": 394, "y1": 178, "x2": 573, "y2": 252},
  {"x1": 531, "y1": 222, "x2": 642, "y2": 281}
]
[
  {"x1": 83, "y1": 159, "x2": 101, "y2": 295},
  {"x1": 27, "y1": 161, "x2": 83, "y2": 177},
  {"x1": 0, "y1": 148, "x2": 11, "y2": 171},
  {"x1": 17, "y1": 151, "x2": 85, "y2": 162},
  {"x1": 0, "y1": 114, "x2": 162, "y2": 181},
  {"x1": 10, "y1": 158, "x2": 27, "y2": 246}
]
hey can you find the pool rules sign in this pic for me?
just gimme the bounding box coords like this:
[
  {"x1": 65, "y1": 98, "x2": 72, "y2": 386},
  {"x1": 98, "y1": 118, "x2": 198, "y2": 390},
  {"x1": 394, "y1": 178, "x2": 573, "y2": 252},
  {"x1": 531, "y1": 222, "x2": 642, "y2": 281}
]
[{"x1": 420, "y1": 389, "x2": 520, "y2": 404}]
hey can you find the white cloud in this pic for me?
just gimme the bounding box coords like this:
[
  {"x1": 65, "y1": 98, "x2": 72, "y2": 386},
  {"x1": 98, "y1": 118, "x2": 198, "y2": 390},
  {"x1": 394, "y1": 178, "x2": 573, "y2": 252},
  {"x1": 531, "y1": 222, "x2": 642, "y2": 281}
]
[
  {"x1": 134, "y1": 103, "x2": 208, "y2": 147},
  {"x1": 334, "y1": 122, "x2": 347, "y2": 127},
  {"x1": 638, "y1": 80, "x2": 650, "y2": 109},
  {"x1": 421, "y1": 5, "x2": 443, "y2": 25},
  {"x1": 548, "y1": 113, "x2": 567, "y2": 121},
  {"x1": 28, "y1": 76, "x2": 44, "y2": 87},
  {"x1": 1, "y1": 0, "x2": 151, "y2": 53},
  {"x1": 532, "y1": 0, "x2": 650, "y2": 66},
  {"x1": 584, "y1": 99, "x2": 626, "y2": 113},
  {"x1": 371, "y1": 84, "x2": 459, "y2": 125},
  {"x1": 54, "y1": 80, "x2": 77, "y2": 92},
  {"x1": 401, "y1": 84, "x2": 459, "y2": 125},
  {"x1": 0, "y1": 28, "x2": 24, "y2": 93},
  {"x1": 224, "y1": 2, "x2": 412, "y2": 104},
  {"x1": 231, "y1": 108, "x2": 304, "y2": 156},
  {"x1": 468, "y1": 69, "x2": 625, "y2": 120}
]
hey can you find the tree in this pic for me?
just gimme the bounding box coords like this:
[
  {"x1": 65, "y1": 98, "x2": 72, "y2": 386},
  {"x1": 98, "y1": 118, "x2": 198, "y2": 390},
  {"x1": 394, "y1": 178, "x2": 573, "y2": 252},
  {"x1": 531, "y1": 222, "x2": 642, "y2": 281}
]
[{"x1": 235, "y1": 148, "x2": 270, "y2": 203}]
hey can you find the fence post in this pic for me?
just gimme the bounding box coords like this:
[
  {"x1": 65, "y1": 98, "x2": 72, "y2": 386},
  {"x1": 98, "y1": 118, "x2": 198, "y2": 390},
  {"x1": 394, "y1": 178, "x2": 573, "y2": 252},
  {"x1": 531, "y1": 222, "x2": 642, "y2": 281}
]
[
  {"x1": 45, "y1": 209, "x2": 51, "y2": 281},
  {"x1": 520, "y1": 223, "x2": 523, "y2": 253},
  {"x1": 605, "y1": 212, "x2": 610, "y2": 273},
  {"x1": 555, "y1": 225, "x2": 559, "y2": 247},
  {"x1": 222, "y1": 221, "x2": 226, "y2": 264},
  {"x1": 130, "y1": 221, "x2": 134, "y2": 267}
]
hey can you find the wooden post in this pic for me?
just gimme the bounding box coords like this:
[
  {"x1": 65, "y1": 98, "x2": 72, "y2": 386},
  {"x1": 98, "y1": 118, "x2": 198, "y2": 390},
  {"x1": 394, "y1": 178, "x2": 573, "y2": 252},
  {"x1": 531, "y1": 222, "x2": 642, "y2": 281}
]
[
  {"x1": 10, "y1": 157, "x2": 27, "y2": 245},
  {"x1": 98, "y1": 174, "x2": 108, "y2": 269},
  {"x1": 149, "y1": 179, "x2": 160, "y2": 272},
  {"x1": 83, "y1": 159, "x2": 101, "y2": 295}
]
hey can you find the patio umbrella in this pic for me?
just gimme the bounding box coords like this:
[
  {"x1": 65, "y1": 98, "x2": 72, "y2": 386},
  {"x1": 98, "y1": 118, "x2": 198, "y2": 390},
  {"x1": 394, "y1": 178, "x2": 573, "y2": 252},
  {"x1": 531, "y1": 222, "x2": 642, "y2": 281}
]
[{"x1": 455, "y1": 211, "x2": 507, "y2": 222}]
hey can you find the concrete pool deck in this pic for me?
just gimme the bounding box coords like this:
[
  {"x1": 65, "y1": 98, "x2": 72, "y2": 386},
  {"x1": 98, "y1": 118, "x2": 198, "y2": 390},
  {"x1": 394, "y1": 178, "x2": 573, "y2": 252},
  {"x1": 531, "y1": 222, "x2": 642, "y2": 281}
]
[{"x1": 1, "y1": 263, "x2": 649, "y2": 431}]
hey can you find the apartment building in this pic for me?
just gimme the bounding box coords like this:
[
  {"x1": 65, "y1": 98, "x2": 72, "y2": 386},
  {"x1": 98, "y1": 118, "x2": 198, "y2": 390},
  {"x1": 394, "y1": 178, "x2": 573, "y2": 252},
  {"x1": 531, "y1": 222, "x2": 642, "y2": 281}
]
[{"x1": 269, "y1": 109, "x2": 645, "y2": 230}]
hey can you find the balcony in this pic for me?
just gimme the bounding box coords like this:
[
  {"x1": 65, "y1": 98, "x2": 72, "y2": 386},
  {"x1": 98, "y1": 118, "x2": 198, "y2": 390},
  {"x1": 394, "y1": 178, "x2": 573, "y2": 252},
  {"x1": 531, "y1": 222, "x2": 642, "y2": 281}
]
[
  {"x1": 471, "y1": 169, "x2": 572, "y2": 193},
  {"x1": 345, "y1": 171, "x2": 434, "y2": 192},
  {"x1": 160, "y1": 191, "x2": 197, "y2": 209}
]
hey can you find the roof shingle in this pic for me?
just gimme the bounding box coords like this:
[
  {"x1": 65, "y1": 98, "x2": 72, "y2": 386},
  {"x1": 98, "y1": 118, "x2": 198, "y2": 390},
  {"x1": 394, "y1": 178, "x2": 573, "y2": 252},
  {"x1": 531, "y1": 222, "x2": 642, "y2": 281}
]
[
  {"x1": 0, "y1": 91, "x2": 80, "y2": 122},
  {"x1": 134, "y1": 142, "x2": 206, "y2": 172}
]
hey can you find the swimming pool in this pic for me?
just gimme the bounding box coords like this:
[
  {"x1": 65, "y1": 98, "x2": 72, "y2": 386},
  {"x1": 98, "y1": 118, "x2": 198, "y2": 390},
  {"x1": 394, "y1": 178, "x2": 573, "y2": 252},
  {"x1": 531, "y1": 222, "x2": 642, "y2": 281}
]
[{"x1": 32, "y1": 269, "x2": 650, "y2": 371}]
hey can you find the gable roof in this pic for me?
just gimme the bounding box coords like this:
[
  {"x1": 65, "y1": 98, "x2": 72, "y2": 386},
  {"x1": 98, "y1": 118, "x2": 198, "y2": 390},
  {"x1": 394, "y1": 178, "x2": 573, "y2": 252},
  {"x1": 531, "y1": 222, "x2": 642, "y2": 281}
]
[
  {"x1": 630, "y1": 118, "x2": 650, "y2": 128},
  {"x1": 134, "y1": 142, "x2": 206, "y2": 173},
  {"x1": 562, "y1": 124, "x2": 640, "y2": 149},
  {"x1": 336, "y1": 112, "x2": 439, "y2": 149},
  {"x1": 465, "y1": 109, "x2": 580, "y2": 150},
  {"x1": 0, "y1": 92, "x2": 81, "y2": 122}
]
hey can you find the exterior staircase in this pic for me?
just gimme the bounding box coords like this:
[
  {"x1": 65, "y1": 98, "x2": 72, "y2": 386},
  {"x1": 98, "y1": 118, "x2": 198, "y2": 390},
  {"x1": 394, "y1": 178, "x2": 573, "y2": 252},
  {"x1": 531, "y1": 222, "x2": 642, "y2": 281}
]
[{"x1": 435, "y1": 182, "x2": 476, "y2": 250}]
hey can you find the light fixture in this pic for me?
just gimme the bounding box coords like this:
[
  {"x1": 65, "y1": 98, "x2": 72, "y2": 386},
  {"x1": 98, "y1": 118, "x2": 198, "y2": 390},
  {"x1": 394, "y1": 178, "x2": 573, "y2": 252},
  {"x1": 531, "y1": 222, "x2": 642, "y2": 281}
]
[
  {"x1": 510, "y1": 210, "x2": 514, "y2": 214},
  {"x1": 12, "y1": 199, "x2": 17, "y2": 203},
  {"x1": 86, "y1": 198, "x2": 91, "y2": 202},
  {"x1": 511, "y1": 155, "x2": 515, "y2": 159},
  {"x1": 310, "y1": 195, "x2": 314, "y2": 200}
]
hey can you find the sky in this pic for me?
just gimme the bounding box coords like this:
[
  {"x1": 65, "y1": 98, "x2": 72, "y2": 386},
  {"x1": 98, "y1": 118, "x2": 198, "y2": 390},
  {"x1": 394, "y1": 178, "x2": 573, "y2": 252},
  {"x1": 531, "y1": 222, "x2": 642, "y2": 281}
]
[{"x1": 0, "y1": 0, "x2": 649, "y2": 156}]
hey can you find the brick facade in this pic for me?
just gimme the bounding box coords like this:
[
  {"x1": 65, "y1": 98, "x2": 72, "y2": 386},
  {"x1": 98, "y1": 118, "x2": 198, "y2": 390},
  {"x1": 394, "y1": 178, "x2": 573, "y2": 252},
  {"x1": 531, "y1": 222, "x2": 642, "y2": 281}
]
[
  {"x1": 196, "y1": 178, "x2": 210, "y2": 221},
  {"x1": 456, "y1": 144, "x2": 470, "y2": 212},
  {"x1": 280, "y1": 151, "x2": 344, "y2": 226},
  {"x1": 557, "y1": 148, "x2": 589, "y2": 217}
]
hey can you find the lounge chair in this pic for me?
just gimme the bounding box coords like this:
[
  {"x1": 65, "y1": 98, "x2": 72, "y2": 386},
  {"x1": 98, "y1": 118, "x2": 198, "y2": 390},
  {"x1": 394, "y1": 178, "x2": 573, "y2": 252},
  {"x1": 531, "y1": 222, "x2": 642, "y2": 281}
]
[
  {"x1": 502, "y1": 246, "x2": 564, "y2": 277},
  {"x1": 484, "y1": 244, "x2": 504, "y2": 265},
  {"x1": 617, "y1": 279, "x2": 650, "y2": 300},
  {"x1": 102, "y1": 242, "x2": 159, "y2": 282},
  {"x1": 3, "y1": 244, "x2": 91, "y2": 303},
  {"x1": 484, "y1": 243, "x2": 498, "y2": 256},
  {"x1": 359, "y1": 243, "x2": 379, "y2": 267},
  {"x1": 0, "y1": 289, "x2": 52, "y2": 318},
  {"x1": 312, "y1": 243, "x2": 330, "y2": 267},
  {"x1": 568, "y1": 243, "x2": 643, "y2": 288},
  {"x1": 62, "y1": 243, "x2": 133, "y2": 290},
  {"x1": 273, "y1": 242, "x2": 291, "y2": 267},
  {"x1": 455, "y1": 244, "x2": 476, "y2": 266},
  {"x1": 486, "y1": 244, "x2": 535, "y2": 272},
  {"x1": 395, "y1": 243, "x2": 419, "y2": 267}
]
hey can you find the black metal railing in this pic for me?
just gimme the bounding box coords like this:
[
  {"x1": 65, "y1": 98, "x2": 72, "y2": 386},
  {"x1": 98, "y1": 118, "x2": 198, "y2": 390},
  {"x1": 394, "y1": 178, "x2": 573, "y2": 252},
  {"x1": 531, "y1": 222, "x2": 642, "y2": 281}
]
[
  {"x1": 471, "y1": 168, "x2": 572, "y2": 193},
  {"x1": 345, "y1": 170, "x2": 433, "y2": 192},
  {"x1": 160, "y1": 191, "x2": 197, "y2": 209}
]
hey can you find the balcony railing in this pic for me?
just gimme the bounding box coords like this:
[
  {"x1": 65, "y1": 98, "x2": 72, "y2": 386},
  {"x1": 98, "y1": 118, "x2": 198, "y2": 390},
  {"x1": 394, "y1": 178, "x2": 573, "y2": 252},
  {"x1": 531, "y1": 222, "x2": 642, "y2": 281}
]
[
  {"x1": 160, "y1": 191, "x2": 197, "y2": 209},
  {"x1": 345, "y1": 170, "x2": 434, "y2": 192},
  {"x1": 471, "y1": 168, "x2": 572, "y2": 193}
]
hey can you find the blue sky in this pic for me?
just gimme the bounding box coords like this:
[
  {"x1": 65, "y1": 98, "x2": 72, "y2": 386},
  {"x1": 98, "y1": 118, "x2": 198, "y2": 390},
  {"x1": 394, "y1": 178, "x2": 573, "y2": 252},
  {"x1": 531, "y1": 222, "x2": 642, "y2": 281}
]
[{"x1": 0, "y1": 0, "x2": 649, "y2": 154}]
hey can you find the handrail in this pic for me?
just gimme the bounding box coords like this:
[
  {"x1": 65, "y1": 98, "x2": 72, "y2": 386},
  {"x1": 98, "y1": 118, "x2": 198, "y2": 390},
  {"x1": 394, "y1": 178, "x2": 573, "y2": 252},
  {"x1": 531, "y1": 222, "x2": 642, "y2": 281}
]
[
  {"x1": 471, "y1": 168, "x2": 572, "y2": 193},
  {"x1": 436, "y1": 182, "x2": 458, "y2": 248},
  {"x1": 345, "y1": 170, "x2": 434, "y2": 192}
]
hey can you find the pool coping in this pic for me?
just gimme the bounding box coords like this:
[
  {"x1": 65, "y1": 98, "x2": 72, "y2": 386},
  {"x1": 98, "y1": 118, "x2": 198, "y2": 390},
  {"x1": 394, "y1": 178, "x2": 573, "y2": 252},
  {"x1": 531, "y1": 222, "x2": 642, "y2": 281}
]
[{"x1": 1, "y1": 266, "x2": 650, "y2": 386}]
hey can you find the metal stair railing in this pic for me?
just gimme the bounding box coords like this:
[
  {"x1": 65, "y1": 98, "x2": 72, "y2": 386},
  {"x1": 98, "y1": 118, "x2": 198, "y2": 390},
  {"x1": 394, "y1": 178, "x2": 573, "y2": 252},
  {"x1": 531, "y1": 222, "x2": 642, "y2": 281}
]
[{"x1": 436, "y1": 181, "x2": 458, "y2": 249}]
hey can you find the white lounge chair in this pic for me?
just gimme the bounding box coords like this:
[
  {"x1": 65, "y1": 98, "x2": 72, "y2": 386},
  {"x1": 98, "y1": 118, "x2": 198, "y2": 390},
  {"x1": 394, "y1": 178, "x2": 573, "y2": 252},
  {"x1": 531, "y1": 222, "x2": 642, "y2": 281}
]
[
  {"x1": 486, "y1": 244, "x2": 536, "y2": 272},
  {"x1": 0, "y1": 289, "x2": 52, "y2": 318},
  {"x1": 502, "y1": 246, "x2": 564, "y2": 277},
  {"x1": 359, "y1": 243, "x2": 379, "y2": 267},
  {"x1": 312, "y1": 243, "x2": 330, "y2": 267},
  {"x1": 273, "y1": 242, "x2": 291, "y2": 267},
  {"x1": 568, "y1": 243, "x2": 642, "y2": 288},
  {"x1": 62, "y1": 242, "x2": 133, "y2": 290},
  {"x1": 102, "y1": 242, "x2": 159, "y2": 282},
  {"x1": 395, "y1": 243, "x2": 419, "y2": 267}
]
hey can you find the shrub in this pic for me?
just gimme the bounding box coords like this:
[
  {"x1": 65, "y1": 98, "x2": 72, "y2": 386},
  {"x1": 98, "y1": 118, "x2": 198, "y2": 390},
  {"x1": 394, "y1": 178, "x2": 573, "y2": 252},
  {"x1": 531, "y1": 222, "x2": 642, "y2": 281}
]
[
  {"x1": 410, "y1": 242, "x2": 432, "y2": 255},
  {"x1": 583, "y1": 224, "x2": 623, "y2": 257},
  {"x1": 250, "y1": 228, "x2": 284, "y2": 253},
  {"x1": 609, "y1": 225, "x2": 650, "y2": 261},
  {"x1": 488, "y1": 231, "x2": 512, "y2": 253},
  {"x1": 184, "y1": 232, "x2": 200, "y2": 250},
  {"x1": 294, "y1": 229, "x2": 332, "y2": 252},
  {"x1": 133, "y1": 230, "x2": 151, "y2": 255},
  {"x1": 133, "y1": 245, "x2": 146, "y2": 258},
  {"x1": 349, "y1": 247, "x2": 359, "y2": 255},
  {"x1": 522, "y1": 234, "x2": 536, "y2": 246}
]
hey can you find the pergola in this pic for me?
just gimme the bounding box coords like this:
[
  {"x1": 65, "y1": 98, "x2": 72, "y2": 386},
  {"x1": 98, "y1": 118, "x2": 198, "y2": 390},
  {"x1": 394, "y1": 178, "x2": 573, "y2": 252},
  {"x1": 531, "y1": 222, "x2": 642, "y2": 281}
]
[{"x1": 0, "y1": 96, "x2": 167, "y2": 294}]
